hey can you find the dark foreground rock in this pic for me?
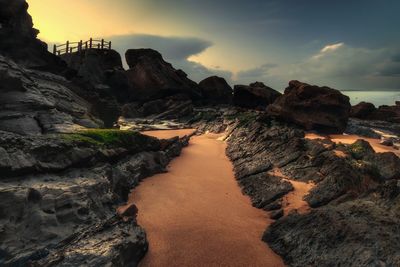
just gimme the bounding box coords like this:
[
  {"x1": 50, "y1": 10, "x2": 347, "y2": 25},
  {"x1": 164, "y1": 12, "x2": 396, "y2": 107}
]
[
  {"x1": 214, "y1": 110, "x2": 400, "y2": 266},
  {"x1": 267, "y1": 80, "x2": 351, "y2": 134},
  {"x1": 264, "y1": 180, "x2": 400, "y2": 267},
  {"x1": 0, "y1": 130, "x2": 190, "y2": 266},
  {"x1": 233, "y1": 82, "x2": 281, "y2": 109}
]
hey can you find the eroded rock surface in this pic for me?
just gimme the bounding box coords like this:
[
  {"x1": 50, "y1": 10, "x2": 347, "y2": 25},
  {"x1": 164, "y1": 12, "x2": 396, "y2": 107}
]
[
  {"x1": 267, "y1": 80, "x2": 351, "y2": 134},
  {"x1": 0, "y1": 55, "x2": 102, "y2": 135},
  {"x1": 0, "y1": 130, "x2": 189, "y2": 266}
]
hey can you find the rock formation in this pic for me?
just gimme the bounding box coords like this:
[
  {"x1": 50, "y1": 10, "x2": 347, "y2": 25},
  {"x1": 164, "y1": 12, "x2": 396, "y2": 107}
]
[
  {"x1": 125, "y1": 49, "x2": 202, "y2": 101},
  {"x1": 233, "y1": 82, "x2": 281, "y2": 109},
  {"x1": 267, "y1": 80, "x2": 351, "y2": 134},
  {"x1": 350, "y1": 101, "x2": 400, "y2": 123},
  {"x1": 198, "y1": 76, "x2": 233, "y2": 104},
  {"x1": 0, "y1": 55, "x2": 102, "y2": 135},
  {"x1": 0, "y1": 0, "x2": 66, "y2": 72}
]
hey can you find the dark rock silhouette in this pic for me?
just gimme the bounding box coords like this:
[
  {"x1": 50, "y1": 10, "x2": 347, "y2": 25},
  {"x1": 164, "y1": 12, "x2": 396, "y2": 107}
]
[
  {"x1": 0, "y1": 0, "x2": 66, "y2": 72},
  {"x1": 350, "y1": 101, "x2": 377, "y2": 119},
  {"x1": 267, "y1": 80, "x2": 351, "y2": 134},
  {"x1": 233, "y1": 82, "x2": 281, "y2": 109},
  {"x1": 125, "y1": 48, "x2": 202, "y2": 101},
  {"x1": 198, "y1": 76, "x2": 232, "y2": 104},
  {"x1": 350, "y1": 101, "x2": 400, "y2": 123}
]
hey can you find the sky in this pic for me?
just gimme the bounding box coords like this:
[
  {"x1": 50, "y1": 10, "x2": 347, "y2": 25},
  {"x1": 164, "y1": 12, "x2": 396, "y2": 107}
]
[{"x1": 27, "y1": 0, "x2": 400, "y2": 91}]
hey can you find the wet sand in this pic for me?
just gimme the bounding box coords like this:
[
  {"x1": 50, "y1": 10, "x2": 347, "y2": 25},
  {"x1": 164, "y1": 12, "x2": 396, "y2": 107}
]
[
  {"x1": 306, "y1": 133, "x2": 399, "y2": 157},
  {"x1": 131, "y1": 131, "x2": 284, "y2": 267}
]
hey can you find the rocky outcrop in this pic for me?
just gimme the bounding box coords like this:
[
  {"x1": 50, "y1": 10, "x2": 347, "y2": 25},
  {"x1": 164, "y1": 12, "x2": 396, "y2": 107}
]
[
  {"x1": 122, "y1": 94, "x2": 193, "y2": 120},
  {"x1": 350, "y1": 101, "x2": 377, "y2": 119},
  {"x1": 0, "y1": 129, "x2": 190, "y2": 266},
  {"x1": 350, "y1": 101, "x2": 400, "y2": 123},
  {"x1": 233, "y1": 82, "x2": 281, "y2": 109},
  {"x1": 198, "y1": 76, "x2": 232, "y2": 104},
  {"x1": 217, "y1": 110, "x2": 400, "y2": 266},
  {"x1": 267, "y1": 80, "x2": 351, "y2": 134},
  {"x1": 125, "y1": 49, "x2": 202, "y2": 101},
  {"x1": 264, "y1": 180, "x2": 400, "y2": 267},
  {"x1": 0, "y1": 55, "x2": 103, "y2": 135},
  {"x1": 0, "y1": 0, "x2": 66, "y2": 72}
]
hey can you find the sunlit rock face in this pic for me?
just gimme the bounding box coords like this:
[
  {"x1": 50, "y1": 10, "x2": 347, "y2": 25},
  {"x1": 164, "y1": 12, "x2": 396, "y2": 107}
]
[
  {"x1": 0, "y1": 55, "x2": 103, "y2": 135},
  {"x1": 267, "y1": 80, "x2": 351, "y2": 134},
  {"x1": 0, "y1": 0, "x2": 65, "y2": 71},
  {"x1": 125, "y1": 48, "x2": 202, "y2": 101}
]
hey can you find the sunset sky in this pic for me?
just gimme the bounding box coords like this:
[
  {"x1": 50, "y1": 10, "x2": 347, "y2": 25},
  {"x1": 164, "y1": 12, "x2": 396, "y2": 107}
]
[{"x1": 27, "y1": 0, "x2": 400, "y2": 90}]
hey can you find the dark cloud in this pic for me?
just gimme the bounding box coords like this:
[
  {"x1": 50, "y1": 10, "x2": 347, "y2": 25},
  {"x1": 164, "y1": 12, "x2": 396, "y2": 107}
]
[
  {"x1": 236, "y1": 63, "x2": 277, "y2": 79},
  {"x1": 110, "y1": 34, "x2": 212, "y2": 61}
]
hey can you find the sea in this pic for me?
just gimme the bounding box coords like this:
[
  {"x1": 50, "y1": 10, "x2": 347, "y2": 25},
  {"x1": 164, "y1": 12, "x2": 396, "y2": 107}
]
[{"x1": 342, "y1": 91, "x2": 400, "y2": 107}]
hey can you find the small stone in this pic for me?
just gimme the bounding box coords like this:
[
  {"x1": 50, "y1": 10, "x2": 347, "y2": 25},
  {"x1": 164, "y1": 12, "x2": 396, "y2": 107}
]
[
  {"x1": 380, "y1": 139, "x2": 394, "y2": 147},
  {"x1": 117, "y1": 203, "x2": 138, "y2": 218}
]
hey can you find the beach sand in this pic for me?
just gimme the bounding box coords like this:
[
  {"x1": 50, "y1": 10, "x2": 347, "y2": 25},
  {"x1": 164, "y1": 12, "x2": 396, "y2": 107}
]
[{"x1": 130, "y1": 131, "x2": 284, "y2": 267}]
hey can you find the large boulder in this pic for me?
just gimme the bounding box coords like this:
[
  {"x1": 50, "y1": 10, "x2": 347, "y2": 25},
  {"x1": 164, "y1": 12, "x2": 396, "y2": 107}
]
[
  {"x1": 0, "y1": 0, "x2": 66, "y2": 72},
  {"x1": 125, "y1": 49, "x2": 202, "y2": 101},
  {"x1": 198, "y1": 76, "x2": 232, "y2": 104},
  {"x1": 233, "y1": 82, "x2": 281, "y2": 109},
  {"x1": 350, "y1": 102, "x2": 377, "y2": 119},
  {"x1": 267, "y1": 80, "x2": 351, "y2": 134}
]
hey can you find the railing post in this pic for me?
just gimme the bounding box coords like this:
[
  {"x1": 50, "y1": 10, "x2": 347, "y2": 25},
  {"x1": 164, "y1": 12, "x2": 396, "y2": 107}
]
[
  {"x1": 66, "y1": 41, "x2": 69, "y2": 54},
  {"x1": 89, "y1": 38, "x2": 92, "y2": 49},
  {"x1": 85, "y1": 41, "x2": 88, "y2": 50},
  {"x1": 101, "y1": 39, "x2": 104, "y2": 49},
  {"x1": 78, "y1": 40, "x2": 83, "y2": 52},
  {"x1": 53, "y1": 44, "x2": 57, "y2": 54},
  {"x1": 109, "y1": 41, "x2": 112, "y2": 50}
]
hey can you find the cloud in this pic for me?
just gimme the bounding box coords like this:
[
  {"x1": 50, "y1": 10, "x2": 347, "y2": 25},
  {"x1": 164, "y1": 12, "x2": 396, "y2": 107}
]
[
  {"x1": 108, "y1": 33, "x2": 232, "y2": 83},
  {"x1": 236, "y1": 63, "x2": 277, "y2": 80},
  {"x1": 234, "y1": 43, "x2": 400, "y2": 90},
  {"x1": 320, "y1": 42, "x2": 344, "y2": 53}
]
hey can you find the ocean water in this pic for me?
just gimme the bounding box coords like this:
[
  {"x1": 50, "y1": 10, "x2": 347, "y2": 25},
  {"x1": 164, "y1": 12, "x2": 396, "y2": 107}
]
[{"x1": 342, "y1": 91, "x2": 400, "y2": 107}]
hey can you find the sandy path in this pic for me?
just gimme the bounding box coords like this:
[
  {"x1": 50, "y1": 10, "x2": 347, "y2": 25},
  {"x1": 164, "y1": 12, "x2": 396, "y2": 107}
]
[
  {"x1": 130, "y1": 131, "x2": 284, "y2": 267},
  {"x1": 306, "y1": 133, "x2": 399, "y2": 157}
]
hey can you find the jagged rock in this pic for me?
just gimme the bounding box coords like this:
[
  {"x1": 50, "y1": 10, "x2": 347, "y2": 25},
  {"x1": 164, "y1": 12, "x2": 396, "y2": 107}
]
[
  {"x1": 61, "y1": 49, "x2": 122, "y2": 84},
  {"x1": 0, "y1": 55, "x2": 103, "y2": 135},
  {"x1": 233, "y1": 82, "x2": 281, "y2": 109},
  {"x1": 267, "y1": 80, "x2": 351, "y2": 134},
  {"x1": 125, "y1": 49, "x2": 202, "y2": 101},
  {"x1": 122, "y1": 94, "x2": 193, "y2": 120},
  {"x1": 264, "y1": 180, "x2": 400, "y2": 267},
  {"x1": 0, "y1": 128, "x2": 188, "y2": 266},
  {"x1": 198, "y1": 76, "x2": 232, "y2": 104},
  {"x1": 0, "y1": 0, "x2": 66, "y2": 72},
  {"x1": 350, "y1": 101, "x2": 376, "y2": 119}
]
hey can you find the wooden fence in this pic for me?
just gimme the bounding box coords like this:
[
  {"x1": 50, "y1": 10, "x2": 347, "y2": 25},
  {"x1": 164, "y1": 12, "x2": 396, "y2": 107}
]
[{"x1": 53, "y1": 38, "x2": 112, "y2": 56}]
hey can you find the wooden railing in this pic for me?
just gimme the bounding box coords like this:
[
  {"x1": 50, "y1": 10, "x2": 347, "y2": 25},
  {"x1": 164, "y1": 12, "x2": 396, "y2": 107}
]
[{"x1": 53, "y1": 38, "x2": 112, "y2": 56}]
